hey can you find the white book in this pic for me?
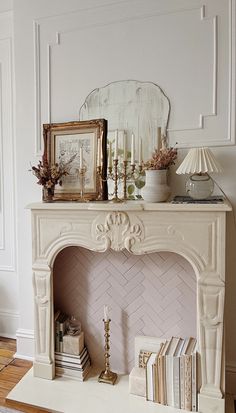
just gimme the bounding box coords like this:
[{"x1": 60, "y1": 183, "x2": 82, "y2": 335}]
[
  {"x1": 180, "y1": 338, "x2": 191, "y2": 409},
  {"x1": 191, "y1": 349, "x2": 198, "y2": 412},
  {"x1": 55, "y1": 346, "x2": 88, "y2": 363},
  {"x1": 173, "y1": 338, "x2": 185, "y2": 409},
  {"x1": 55, "y1": 354, "x2": 90, "y2": 369},
  {"x1": 146, "y1": 353, "x2": 157, "y2": 401},
  {"x1": 55, "y1": 360, "x2": 90, "y2": 381},
  {"x1": 180, "y1": 337, "x2": 197, "y2": 410},
  {"x1": 165, "y1": 337, "x2": 182, "y2": 407}
]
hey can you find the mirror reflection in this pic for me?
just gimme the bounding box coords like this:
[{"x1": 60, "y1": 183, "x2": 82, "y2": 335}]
[{"x1": 79, "y1": 80, "x2": 170, "y2": 161}]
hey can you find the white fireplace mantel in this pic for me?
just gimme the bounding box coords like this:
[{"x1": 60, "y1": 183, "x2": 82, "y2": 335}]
[{"x1": 26, "y1": 200, "x2": 231, "y2": 413}]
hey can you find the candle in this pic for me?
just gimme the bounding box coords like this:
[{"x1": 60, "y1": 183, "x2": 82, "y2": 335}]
[
  {"x1": 123, "y1": 132, "x2": 127, "y2": 161},
  {"x1": 114, "y1": 130, "x2": 118, "y2": 160},
  {"x1": 157, "y1": 127, "x2": 161, "y2": 151},
  {"x1": 104, "y1": 305, "x2": 109, "y2": 321},
  {"x1": 80, "y1": 147, "x2": 83, "y2": 169},
  {"x1": 97, "y1": 139, "x2": 101, "y2": 167},
  {"x1": 161, "y1": 134, "x2": 167, "y2": 150},
  {"x1": 131, "y1": 133, "x2": 135, "y2": 165},
  {"x1": 138, "y1": 138, "x2": 142, "y2": 166},
  {"x1": 108, "y1": 141, "x2": 112, "y2": 168}
]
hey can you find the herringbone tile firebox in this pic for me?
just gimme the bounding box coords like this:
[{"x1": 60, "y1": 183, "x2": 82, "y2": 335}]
[{"x1": 53, "y1": 247, "x2": 196, "y2": 373}]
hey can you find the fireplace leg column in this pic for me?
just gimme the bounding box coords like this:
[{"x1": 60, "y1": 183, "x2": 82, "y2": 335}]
[
  {"x1": 198, "y1": 281, "x2": 225, "y2": 413},
  {"x1": 33, "y1": 268, "x2": 54, "y2": 379}
]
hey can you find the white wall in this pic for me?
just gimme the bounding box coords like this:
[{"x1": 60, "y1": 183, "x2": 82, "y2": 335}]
[
  {"x1": 0, "y1": 6, "x2": 19, "y2": 337},
  {"x1": 2, "y1": 0, "x2": 235, "y2": 391}
]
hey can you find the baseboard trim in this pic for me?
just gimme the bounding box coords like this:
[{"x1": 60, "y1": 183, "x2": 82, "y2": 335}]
[
  {"x1": 14, "y1": 353, "x2": 34, "y2": 361},
  {"x1": 15, "y1": 328, "x2": 34, "y2": 360},
  {"x1": 0, "y1": 308, "x2": 19, "y2": 338},
  {"x1": 226, "y1": 363, "x2": 236, "y2": 396},
  {"x1": 16, "y1": 328, "x2": 34, "y2": 340}
]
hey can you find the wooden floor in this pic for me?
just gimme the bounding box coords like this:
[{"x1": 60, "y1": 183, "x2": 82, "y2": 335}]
[{"x1": 0, "y1": 337, "x2": 52, "y2": 413}]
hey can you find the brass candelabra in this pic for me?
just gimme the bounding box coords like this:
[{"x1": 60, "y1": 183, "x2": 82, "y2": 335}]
[
  {"x1": 106, "y1": 160, "x2": 143, "y2": 201},
  {"x1": 98, "y1": 319, "x2": 117, "y2": 385}
]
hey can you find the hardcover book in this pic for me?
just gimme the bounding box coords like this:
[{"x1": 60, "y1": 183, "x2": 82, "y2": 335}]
[{"x1": 165, "y1": 337, "x2": 182, "y2": 408}]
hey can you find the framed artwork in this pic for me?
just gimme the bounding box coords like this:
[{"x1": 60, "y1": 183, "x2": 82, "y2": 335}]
[{"x1": 43, "y1": 119, "x2": 108, "y2": 201}]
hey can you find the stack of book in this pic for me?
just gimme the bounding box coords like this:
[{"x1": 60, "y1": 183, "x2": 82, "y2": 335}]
[
  {"x1": 55, "y1": 346, "x2": 91, "y2": 381},
  {"x1": 54, "y1": 310, "x2": 91, "y2": 380},
  {"x1": 146, "y1": 336, "x2": 197, "y2": 411},
  {"x1": 54, "y1": 311, "x2": 68, "y2": 352}
]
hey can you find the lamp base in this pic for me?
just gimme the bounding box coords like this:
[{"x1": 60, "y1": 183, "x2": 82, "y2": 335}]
[{"x1": 186, "y1": 173, "x2": 214, "y2": 200}]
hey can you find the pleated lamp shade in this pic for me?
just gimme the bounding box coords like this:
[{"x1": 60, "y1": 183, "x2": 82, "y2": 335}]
[{"x1": 176, "y1": 147, "x2": 223, "y2": 175}]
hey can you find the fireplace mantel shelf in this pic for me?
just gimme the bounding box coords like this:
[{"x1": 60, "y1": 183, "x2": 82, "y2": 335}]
[
  {"x1": 27, "y1": 199, "x2": 232, "y2": 212},
  {"x1": 13, "y1": 199, "x2": 232, "y2": 413}
]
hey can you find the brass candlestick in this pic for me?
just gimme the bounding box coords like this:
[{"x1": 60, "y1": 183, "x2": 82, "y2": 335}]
[
  {"x1": 122, "y1": 160, "x2": 128, "y2": 200},
  {"x1": 110, "y1": 159, "x2": 122, "y2": 203},
  {"x1": 96, "y1": 165, "x2": 103, "y2": 200},
  {"x1": 98, "y1": 319, "x2": 117, "y2": 385}
]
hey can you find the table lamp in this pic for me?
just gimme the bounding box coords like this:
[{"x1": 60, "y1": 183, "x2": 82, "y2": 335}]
[{"x1": 176, "y1": 147, "x2": 222, "y2": 200}]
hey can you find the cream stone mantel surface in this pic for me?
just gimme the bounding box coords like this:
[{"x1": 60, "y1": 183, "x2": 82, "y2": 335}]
[{"x1": 27, "y1": 200, "x2": 231, "y2": 413}]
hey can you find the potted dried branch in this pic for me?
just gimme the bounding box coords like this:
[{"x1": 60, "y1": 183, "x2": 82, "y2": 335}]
[{"x1": 141, "y1": 144, "x2": 177, "y2": 202}]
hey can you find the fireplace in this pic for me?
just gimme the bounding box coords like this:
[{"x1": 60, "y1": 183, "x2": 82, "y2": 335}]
[
  {"x1": 53, "y1": 247, "x2": 197, "y2": 374},
  {"x1": 27, "y1": 200, "x2": 231, "y2": 413}
]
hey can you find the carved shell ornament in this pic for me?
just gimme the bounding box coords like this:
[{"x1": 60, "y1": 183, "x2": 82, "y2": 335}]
[{"x1": 96, "y1": 212, "x2": 143, "y2": 251}]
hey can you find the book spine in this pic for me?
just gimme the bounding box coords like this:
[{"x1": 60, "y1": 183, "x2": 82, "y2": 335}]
[
  {"x1": 191, "y1": 352, "x2": 197, "y2": 412},
  {"x1": 157, "y1": 356, "x2": 162, "y2": 404},
  {"x1": 55, "y1": 320, "x2": 60, "y2": 352},
  {"x1": 166, "y1": 355, "x2": 174, "y2": 407},
  {"x1": 55, "y1": 355, "x2": 90, "y2": 369},
  {"x1": 180, "y1": 355, "x2": 185, "y2": 409},
  {"x1": 173, "y1": 356, "x2": 180, "y2": 409},
  {"x1": 59, "y1": 320, "x2": 66, "y2": 352},
  {"x1": 55, "y1": 350, "x2": 88, "y2": 364},
  {"x1": 184, "y1": 354, "x2": 192, "y2": 411},
  {"x1": 153, "y1": 362, "x2": 158, "y2": 403},
  {"x1": 55, "y1": 363, "x2": 90, "y2": 380},
  {"x1": 159, "y1": 355, "x2": 167, "y2": 405}
]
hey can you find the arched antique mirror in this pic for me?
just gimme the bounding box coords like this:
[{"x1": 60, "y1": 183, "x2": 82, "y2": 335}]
[{"x1": 79, "y1": 80, "x2": 170, "y2": 161}]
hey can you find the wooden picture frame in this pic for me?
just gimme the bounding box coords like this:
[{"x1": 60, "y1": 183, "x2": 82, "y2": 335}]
[{"x1": 43, "y1": 119, "x2": 108, "y2": 201}]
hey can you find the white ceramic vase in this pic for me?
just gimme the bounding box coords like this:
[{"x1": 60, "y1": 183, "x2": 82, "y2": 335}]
[{"x1": 141, "y1": 169, "x2": 171, "y2": 202}]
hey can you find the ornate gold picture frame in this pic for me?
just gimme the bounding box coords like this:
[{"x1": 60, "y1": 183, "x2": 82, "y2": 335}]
[{"x1": 43, "y1": 119, "x2": 108, "y2": 201}]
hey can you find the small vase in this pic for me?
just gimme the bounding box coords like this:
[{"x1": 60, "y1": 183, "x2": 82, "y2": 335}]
[
  {"x1": 42, "y1": 185, "x2": 55, "y2": 202},
  {"x1": 141, "y1": 169, "x2": 171, "y2": 202}
]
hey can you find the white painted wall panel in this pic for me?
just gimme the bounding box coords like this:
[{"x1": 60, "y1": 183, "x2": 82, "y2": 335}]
[
  {"x1": 0, "y1": 10, "x2": 19, "y2": 337},
  {"x1": 34, "y1": 0, "x2": 235, "y2": 151}
]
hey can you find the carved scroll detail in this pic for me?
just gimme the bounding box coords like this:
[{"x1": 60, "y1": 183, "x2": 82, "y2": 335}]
[{"x1": 96, "y1": 212, "x2": 144, "y2": 251}]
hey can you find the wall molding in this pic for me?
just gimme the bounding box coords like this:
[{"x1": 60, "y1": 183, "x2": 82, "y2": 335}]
[
  {"x1": 15, "y1": 328, "x2": 34, "y2": 360},
  {"x1": 0, "y1": 62, "x2": 4, "y2": 250},
  {"x1": 33, "y1": 0, "x2": 236, "y2": 152},
  {"x1": 167, "y1": 6, "x2": 218, "y2": 136},
  {"x1": 0, "y1": 308, "x2": 19, "y2": 338},
  {"x1": 0, "y1": 13, "x2": 16, "y2": 272}
]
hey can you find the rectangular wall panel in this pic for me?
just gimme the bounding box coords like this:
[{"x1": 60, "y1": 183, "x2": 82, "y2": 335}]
[
  {"x1": 34, "y1": 0, "x2": 235, "y2": 152},
  {"x1": 0, "y1": 11, "x2": 16, "y2": 272}
]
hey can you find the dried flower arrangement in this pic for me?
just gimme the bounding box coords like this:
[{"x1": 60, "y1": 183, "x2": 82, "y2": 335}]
[
  {"x1": 30, "y1": 153, "x2": 77, "y2": 187},
  {"x1": 31, "y1": 160, "x2": 68, "y2": 188},
  {"x1": 144, "y1": 145, "x2": 178, "y2": 170}
]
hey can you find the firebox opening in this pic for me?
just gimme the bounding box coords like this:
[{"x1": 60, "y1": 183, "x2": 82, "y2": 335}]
[{"x1": 53, "y1": 246, "x2": 196, "y2": 374}]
